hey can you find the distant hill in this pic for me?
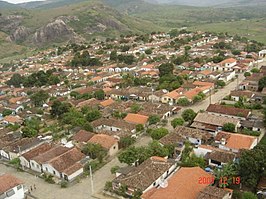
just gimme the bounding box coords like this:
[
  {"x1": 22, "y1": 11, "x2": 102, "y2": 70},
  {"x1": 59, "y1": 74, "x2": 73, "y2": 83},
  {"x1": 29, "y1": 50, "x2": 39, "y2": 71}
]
[
  {"x1": 0, "y1": 0, "x2": 19, "y2": 9},
  {"x1": 18, "y1": 0, "x2": 86, "y2": 9},
  {"x1": 144, "y1": 0, "x2": 266, "y2": 7}
]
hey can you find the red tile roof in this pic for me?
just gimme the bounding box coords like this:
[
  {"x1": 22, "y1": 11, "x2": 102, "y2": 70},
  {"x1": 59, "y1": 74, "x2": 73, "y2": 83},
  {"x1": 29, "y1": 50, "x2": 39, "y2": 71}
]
[
  {"x1": 72, "y1": 130, "x2": 94, "y2": 143},
  {"x1": 206, "y1": 104, "x2": 250, "y2": 118},
  {"x1": 142, "y1": 167, "x2": 213, "y2": 199},
  {"x1": 124, "y1": 113, "x2": 149, "y2": 125},
  {"x1": 0, "y1": 174, "x2": 23, "y2": 194},
  {"x1": 100, "y1": 99, "x2": 115, "y2": 107},
  {"x1": 88, "y1": 134, "x2": 117, "y2": 149},
  {"x1": 215, "y1": 131, "x2": 257, "y2": 150}
]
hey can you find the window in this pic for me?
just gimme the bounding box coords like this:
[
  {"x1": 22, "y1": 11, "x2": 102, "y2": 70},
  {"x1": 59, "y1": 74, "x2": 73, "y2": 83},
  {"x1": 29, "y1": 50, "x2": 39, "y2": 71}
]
[
  {"x1": 46, "y1": 167, "x2": 48, "y2": 171},
  {"x1": 53, "y1": 170, "x2": 56, "y2": 175},
  {"x1": 153, "y1": 182, "x2": 156, "y2": 186},
  {"x1": 6, "y1": 189, "x2": 15, "y2": 197},
  {"x1": 17, "y1": 185, "x2": 22, "y2": 190},
  {"x1": 113, "y1": 146, "x2": 116, "y2": 149}
]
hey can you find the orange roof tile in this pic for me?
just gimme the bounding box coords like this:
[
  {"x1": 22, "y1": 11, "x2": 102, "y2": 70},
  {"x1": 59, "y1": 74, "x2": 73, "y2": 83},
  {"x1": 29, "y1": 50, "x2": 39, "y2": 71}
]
[
  {"x1": 124, "y1": 113, "x2": 149, "y2": 125},
  {"x1": 100, "y1": 99, "x2": 115, "y2": 107},
  {"x1": 199, "y1": 70, "x2": 212, "y2": 76},
  {"x1": 0, "y1": 174, "x2": 23, "y2": 194},
  {"x1": 193, "y1": 81, "x2": 214, "y2": 88},
  {"x1": 142, "y1": 167, "x2": 213, "y2": 199},
  {"x1": 88, "y1": 134, "x2": 117, "y2": 149},
  {"x1": 220, "y1": 58, "x2": 237, "y2": 65}
]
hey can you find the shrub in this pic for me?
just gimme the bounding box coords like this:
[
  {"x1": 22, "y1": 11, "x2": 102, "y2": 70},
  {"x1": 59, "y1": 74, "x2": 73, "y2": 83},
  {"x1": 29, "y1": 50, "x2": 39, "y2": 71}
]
[
  {"x1": 222, "y1": 123, "x2": 235, "y2": 132},
  {"x1": 171, "y1": 118, "x2": 184, "y2": 128},
  {"x1": 61, "y1": 180, "x2": 68, "y2": 188}
]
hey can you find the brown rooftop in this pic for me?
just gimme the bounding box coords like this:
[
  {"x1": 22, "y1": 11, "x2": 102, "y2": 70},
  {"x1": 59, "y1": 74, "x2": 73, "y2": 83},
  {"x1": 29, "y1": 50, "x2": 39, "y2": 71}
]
[
  {"x1": 0, "y1": 174, "x2": 23, "y2": 194},
  {"x1": 197, "y1": 186, "x2": 232, "y2": 199},
  {"x1": 206, "y1": 104, "x2": 250, "y2": 118},
  {"x1": 22, "y1": 143, "x2": 53, "y2": 161}
]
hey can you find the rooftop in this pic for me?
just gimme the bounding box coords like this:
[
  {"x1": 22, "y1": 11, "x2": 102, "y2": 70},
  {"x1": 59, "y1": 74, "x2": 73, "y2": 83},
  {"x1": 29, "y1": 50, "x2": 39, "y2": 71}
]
[
  {"x1": 142, "y1": 167, "x2": 213, "y2": 199},
  {"x1": 0, "y1": 174, "x2": 23, "y2": 194}
]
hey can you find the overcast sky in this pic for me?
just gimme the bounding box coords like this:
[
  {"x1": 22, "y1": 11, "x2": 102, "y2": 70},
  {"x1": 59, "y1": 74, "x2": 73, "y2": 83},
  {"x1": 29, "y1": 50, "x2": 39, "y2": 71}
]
[{"x1": 4, "y1": 0, "x2": 45, "y2": 4}]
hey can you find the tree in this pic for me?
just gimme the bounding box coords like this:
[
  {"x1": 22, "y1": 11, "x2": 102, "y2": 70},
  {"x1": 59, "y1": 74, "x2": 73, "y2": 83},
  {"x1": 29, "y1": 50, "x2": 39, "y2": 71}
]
[
  {"x1": 159, "y1": 63, "x2": 174, "y2": 77},
  {"x1": 2, "y1": 109, "x2": 13, "y2": 117},
  {"x1": 171, "y1": 118, "x2": 184, "y2": 128},
  {"x1": 50, "y1": 100, "x2": 72, "y2": 118},
  {"x1": 242, "y1": 192, "x2": 257, "y2": 199},
  {"x1": 30, "y1": 90, "x2": 49, "y2": 107},
  {"x1": 119, "y1": 136, "x2": 136, "y2": 148},
  {"x1": 251, "y1": 68, "x2": 260, "y2": 73},
  {"x1": 110, "y1": 51, "x2": 118, "y2": 61},
  {"x1": 214, "y1": 163, "x2": 237, "y2": 188},
  {"x1": 181, "y1": 109, "x2": 196, "y2": 123},
  {"x1": 86, "y1": 109, "x2": 101, "y2": 122},
  {"x1": 82, "y1": 143, "x2": 107, "y2": 162},
  {"x1": 22, "y1": 127, "x2": 38, "y2": 138},
  {"x1": 148, "y1": 141, "x2": 169, "y2": 157},
  {"x1": 258, "y1": 76, "x2": 266, "y2": 91},
  {"x1": 193, "y1": 95, "x2": 203, "y2": 103},
  {"x1": 111, "y1": 166, "x2": 120, "y2": 174},
  {"x1": 131, "y1": 103, "x2": 142, "y2": 113},
  {"x1": 222, "y1": 123, "x2": 235, "y2": 132},
  {"x1": 136, "y1": 124, "x2": 144, "y2": 132},
  {"x1": 22, "y1": 117, "x2": 41, "y2": 138},
  {"x1": 238, "y1": 145, "x2": 266, "y2": 189},
  {"x1": 149, "y1": 128, "x2": 169, "y2": 140},
  {"x1": 6, "y1": 73, "x2": 24, "y2": 87},
  {"x1": 216, "y1": 80, "x2": 226, "y2": 87},
  {"x1": 118, "y1": 146, "x2": 139, "y2": 165},
  {"x1": 145, "y1": 48, "x2": 153, "y2": 55},
  {"x1": 94, "y1": 90, "x2": 105, "y2": 100},
  {"x1": 177, "y1": 98, "x2": 190, "y2": 106},
  {"x1": 232, "y1": 50, "x2": 241, "y2": 55},
  {"x1": 244, "y1": 72, "x2": 251, "y2": 77},
  {"x1": 148, "y1": 115, "x2": 160, "y2": 125}
]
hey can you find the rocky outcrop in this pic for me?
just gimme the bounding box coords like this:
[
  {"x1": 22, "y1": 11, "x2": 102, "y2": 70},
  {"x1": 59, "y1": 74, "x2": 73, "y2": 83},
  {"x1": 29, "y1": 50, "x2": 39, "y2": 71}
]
[
  {"x1": 32, "y1": 19, "x2": 76, "y2": 44},
  {"x1": 0, "y1": 15, "x2": 23, "y2": 33},
  {"x1": 8, "y1": 26, "x2": 30, "y2": 42}
]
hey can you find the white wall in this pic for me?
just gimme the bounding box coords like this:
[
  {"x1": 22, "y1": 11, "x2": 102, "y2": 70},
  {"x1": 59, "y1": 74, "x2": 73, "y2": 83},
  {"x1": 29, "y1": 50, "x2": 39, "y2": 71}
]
[
  {"x1": 0, "y1": 150, "x2": 9, "y2": 160},
  {"x1": 65, "y1": 168, "x2": 84, "y2": 181},
  {"x1": 108, "y1": 143, "x2": 119, "y2": 156},
  {"x1": 19, "y1": 156, "x2": 30, "y2": 168},
  {"x1": 42, "y1": 163, "x2": 61, "y2": 178},
  {"x1": 143, "y1": 164, "x2": 177, "y2": 193},
  {"x1": 193, "y1": 147, "x2": 212, "y2": 157},
  {"x1": 29, "y1": 160, "x2": 42, "y2": 173},
  {"x1": 3, "y1": 185, "x2": 25, "y2": 199}
]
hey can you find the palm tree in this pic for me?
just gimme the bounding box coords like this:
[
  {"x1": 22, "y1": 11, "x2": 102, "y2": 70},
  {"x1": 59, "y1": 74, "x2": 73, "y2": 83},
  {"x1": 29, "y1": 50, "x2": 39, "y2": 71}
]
[{"x1": 214, "y1": 162, "x2": 238, "y2": 188}]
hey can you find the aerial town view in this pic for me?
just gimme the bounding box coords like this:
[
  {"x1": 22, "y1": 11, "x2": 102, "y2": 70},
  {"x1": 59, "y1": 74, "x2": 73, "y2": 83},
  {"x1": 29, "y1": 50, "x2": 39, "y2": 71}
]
[{"x1": 0, "y1": 0, "x2": 266, "y2": 199}]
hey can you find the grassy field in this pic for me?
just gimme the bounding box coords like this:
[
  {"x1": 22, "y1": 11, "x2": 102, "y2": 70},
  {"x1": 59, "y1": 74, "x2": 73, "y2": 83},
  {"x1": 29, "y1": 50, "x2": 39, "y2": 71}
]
[
  {"x1": 190, "y1": 18, "x2": 266, "y2": 43},
  {"x1": 0, "y1": 31, "x2": 33, "y2": 61}
]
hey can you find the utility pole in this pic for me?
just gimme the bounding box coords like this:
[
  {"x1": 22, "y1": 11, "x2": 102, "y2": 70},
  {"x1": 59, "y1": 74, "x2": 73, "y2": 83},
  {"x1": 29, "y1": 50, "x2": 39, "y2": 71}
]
[
  {"x1": 209, "y1": 89, "x2": 212, "y2": 105},
  {"x1": 89, "y1": 165, "x2": 94, "y2": 195},
  {"x1": 18, "y1": 146, "x2": 24, "y2": 170}
]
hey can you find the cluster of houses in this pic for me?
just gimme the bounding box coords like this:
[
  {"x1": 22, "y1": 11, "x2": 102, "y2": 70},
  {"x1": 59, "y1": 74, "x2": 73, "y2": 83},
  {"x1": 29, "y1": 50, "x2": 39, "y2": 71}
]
[
  {"x1": 0, "y1": 31, "x2": 265, "y2": 198},
  {"x1": 110, "y1": 101, "x2": 264, "y2": 198}
]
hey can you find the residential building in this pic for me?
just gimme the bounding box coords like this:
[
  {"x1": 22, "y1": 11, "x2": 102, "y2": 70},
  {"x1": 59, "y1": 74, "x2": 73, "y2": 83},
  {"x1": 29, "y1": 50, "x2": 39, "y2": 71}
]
[
  {"x1": 191, "y1": 112, "x2": 240, "y2": 132},
  {"x1": 142, "y1": 167, "x2": 213, "y2": 199},
  {"x1": 215, "y1": 131, "x2": 258, "y2": 152},
  {"x1": 88, "y1": 134, "x2": 118, "y2": 156},
  {"x1": 113, "y1": 157, "x2": 177, "y2": 196},
  {"x1": 206, "y1": 104, "x2": 251, "y2": 120},
  {"x1": 0, "y1": 174, "x2": 25, "y2": 199}
]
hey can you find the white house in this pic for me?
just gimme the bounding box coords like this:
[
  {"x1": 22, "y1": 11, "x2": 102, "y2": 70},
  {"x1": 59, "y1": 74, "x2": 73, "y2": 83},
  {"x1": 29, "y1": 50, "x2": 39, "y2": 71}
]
[{"x1": 0, "y1": 174, "x2": 25, "y2": 199}]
